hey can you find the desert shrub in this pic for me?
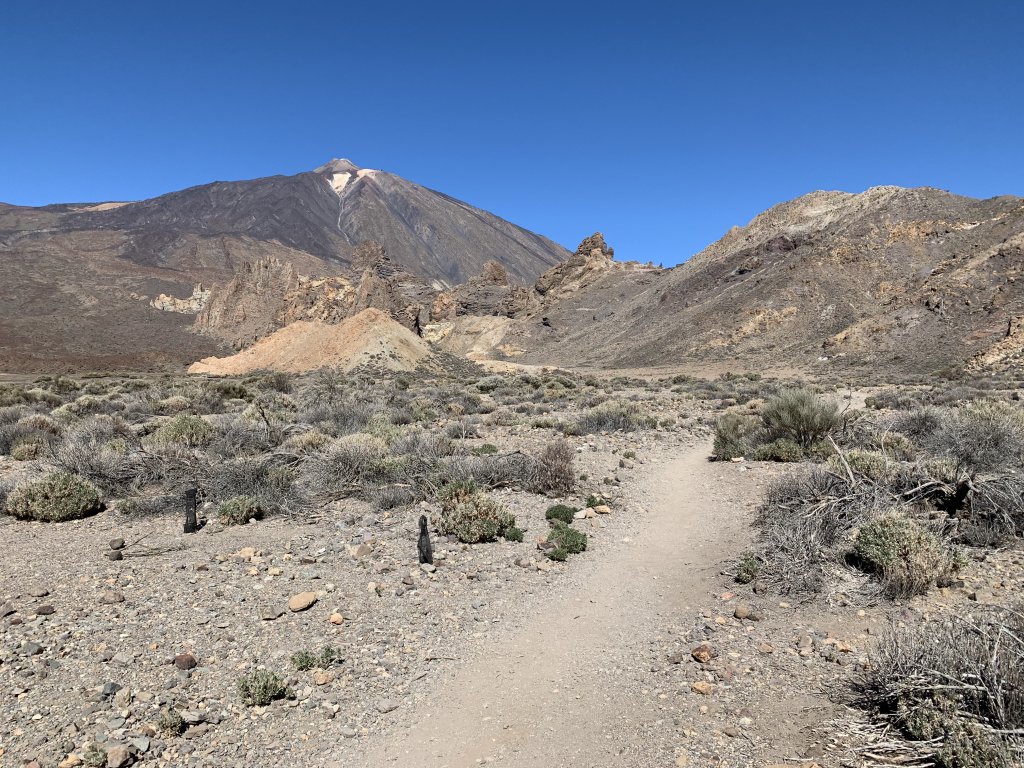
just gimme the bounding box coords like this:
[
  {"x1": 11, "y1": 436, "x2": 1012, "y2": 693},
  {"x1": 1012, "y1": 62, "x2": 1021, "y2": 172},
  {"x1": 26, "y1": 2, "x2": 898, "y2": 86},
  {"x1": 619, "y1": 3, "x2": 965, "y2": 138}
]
[
  {"x1": 545, "y1": 504, "x2": 577, "y2": 524},
  {"x1": 5, "y1": 472, "x2": 102, "y2": 522},
  {"x1": 260, "y1": 371, "x2": 293, "y2": 394},
  {"x1": 155, "y1": 708, "x2": 185, "y2": 738},
  {"x1": 937, "y1": 401, "x2": 1024, "y2": 472},
  {"x1": 291, "y1": 646, "x2": 342, "y2": 671},
  {"x1": 828, "y1": 449, "x2": 892, "y2": 481},
  {"x1": 217, "y1": 495, "x2": 265, "y2": 526},
  {"x1": 752, "y1": 437, "x2": 804, "y2": 462},
  {"x1": 53, "y1": 416, "x2": 149, "y2": 494},
  {"x1": 853, "y1": 512, "x2": 957, "y2": 598},
  {"x1": 475, "y1": 375, "x2": 506, "y2": 393},
  {"x1": 156, "y1": 395, "x2": 191, "y2": 415},
  {"x1": 547, "y1": 519, "x2": 587, "y2": 560},
  {"x1": 857, "y1": 607, "x2": 1024, "y2": 768},
  {"x1": 445, "y1": 420, "x2": 481, "y2": 440},
  {"x1": 281, "y1": 429, "x2": 330, "y2": 454},
  {"x1": 865, "y1": 388, "x2": 922, "y2": 411},
  {"x1": 436, "y1": 482, "x2": 517, "y2": 543},
  {"x1": 149, "y1": 414, "x2": 214, "y2": 448},
  {"x1": 0, "y1": 413, "x2": 63, "y2": 457},
  {"x1": 210, "y1": 379, "x2": 251, "y2": 401},
  {"x1": 533, "y1": 439, "x2": 575, "y2": 495},
  {"x1": 870, "y1": 431, "x2": 917, "y2": 461},
  {"x1": 504, "y1": 525, "x2": 525, "y2": 542},
  {"x1": 303, "y1": 434, "x2": 392, "y2": 495},
  {"x1": 206, "y1": 456, "x2": 296, "y2": 511},
  {"x1": 734, "y1": 551, "x2": 762, "y2": 584},
  {"x1": 472, "y1": 442, "x2": 498, "y2": 455},
  {"x1": 237, "y1": 669, "x2": 289, "y2": 707},
  {"x1": 572, "y1": 399, "x2": 657, "y2": 434},
  {"x1": 713, "y1": 412, "x2": 761, "y2": 460},
  {"x1": 761, "y1": 388, "x2": 840, "y2": 448},
  {"x1": 437, "y1": 452, "x2": 539, "y2": 491},
  {"x1": 894, "y1": 406, "x2": 944, "y2": 442}
]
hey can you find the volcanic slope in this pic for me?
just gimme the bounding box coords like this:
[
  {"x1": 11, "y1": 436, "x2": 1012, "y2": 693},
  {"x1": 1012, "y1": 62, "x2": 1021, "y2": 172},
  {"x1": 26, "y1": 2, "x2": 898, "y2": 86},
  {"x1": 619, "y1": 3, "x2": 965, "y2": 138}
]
[{"x1": 517, "y1": 186, "x2": 1024, "y2": 377}]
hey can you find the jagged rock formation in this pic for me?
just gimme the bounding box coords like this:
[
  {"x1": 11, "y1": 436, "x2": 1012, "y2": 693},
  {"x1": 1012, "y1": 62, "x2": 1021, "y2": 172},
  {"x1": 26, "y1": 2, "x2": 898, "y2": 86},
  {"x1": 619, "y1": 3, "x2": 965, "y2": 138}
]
[
  {"x1": 194, "y1": 243, "x2": 429, "y2": 348},
  {"x1": 431, "y1": 260, "x2": 538, "y2": 321},
  {"x1": 150, "y1": 284, "x2": 210, "y2": 314},
  {"x1": 532, "y1": 233, "x2": 653, "y2": 305}
]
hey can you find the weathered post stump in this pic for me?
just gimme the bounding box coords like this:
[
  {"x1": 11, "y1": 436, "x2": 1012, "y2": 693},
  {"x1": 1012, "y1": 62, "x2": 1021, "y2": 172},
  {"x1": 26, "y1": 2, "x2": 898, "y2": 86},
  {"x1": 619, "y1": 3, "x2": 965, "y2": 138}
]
[{"x1": 184, "y1": 488, "x2": 198, "y2": 534}]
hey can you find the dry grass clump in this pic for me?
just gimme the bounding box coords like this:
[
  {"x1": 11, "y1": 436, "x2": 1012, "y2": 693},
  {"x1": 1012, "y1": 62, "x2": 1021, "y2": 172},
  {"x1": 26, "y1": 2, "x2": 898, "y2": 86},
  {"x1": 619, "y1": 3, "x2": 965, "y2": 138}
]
[
  {"x1": 857, "y1": 607, "x2": 1024, "y2": 768},
  {"x1": 533, "y1": 439, "x2": 575, "y2": 495}
]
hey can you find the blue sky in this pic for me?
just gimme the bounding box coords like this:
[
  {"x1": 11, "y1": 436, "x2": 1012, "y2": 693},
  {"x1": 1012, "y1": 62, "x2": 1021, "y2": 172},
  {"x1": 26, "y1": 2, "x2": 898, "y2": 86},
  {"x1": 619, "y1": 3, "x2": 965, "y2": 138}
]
[{"x1": 2, "y1": 1, "x2": 1022, "y2": 265}]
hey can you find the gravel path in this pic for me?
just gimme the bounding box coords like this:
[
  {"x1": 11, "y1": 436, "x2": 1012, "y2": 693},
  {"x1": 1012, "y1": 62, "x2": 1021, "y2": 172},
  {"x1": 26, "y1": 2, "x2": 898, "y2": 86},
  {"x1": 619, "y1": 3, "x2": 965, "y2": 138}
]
[{"x1": 358, "y1": 440, "x2": 750, "y2": 767}]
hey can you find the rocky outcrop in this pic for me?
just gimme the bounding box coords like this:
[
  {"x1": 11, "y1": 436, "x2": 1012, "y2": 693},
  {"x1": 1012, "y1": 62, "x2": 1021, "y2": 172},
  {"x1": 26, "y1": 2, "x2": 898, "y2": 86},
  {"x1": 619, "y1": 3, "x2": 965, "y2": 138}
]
[
  {"x1": 194, "y1": 243, "x2": 428, "y2": 347},
  {"x1": 150, "y1": 284, "x2": 210, "y2": 314},
  {"x1": 533, "y1": 233, "x2": 653, "y2": 304},
  {"x1": 430, "y1": 260, "x2": 538, "y2": 321}
]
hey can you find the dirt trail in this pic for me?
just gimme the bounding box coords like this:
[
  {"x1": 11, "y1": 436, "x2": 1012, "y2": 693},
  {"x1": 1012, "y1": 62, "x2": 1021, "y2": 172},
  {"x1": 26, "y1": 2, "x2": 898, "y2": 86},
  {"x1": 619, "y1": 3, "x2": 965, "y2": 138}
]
[{"x1": 360, "y1": 442, "x2": 753, "y2": 767}]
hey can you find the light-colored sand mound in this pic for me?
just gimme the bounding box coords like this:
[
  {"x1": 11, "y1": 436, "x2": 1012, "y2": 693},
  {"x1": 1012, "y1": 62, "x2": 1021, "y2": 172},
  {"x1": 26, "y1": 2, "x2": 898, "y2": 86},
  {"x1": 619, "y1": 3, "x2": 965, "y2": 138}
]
[{"x1": 188, "y1": 308, "x2": 431, "y2": 375}]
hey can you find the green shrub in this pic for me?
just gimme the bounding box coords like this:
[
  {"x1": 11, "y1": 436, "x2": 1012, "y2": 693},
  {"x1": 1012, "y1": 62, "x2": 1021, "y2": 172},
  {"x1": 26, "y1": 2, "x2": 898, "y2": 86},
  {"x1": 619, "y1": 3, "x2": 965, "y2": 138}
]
[
  {"x1": 734, "y1": 551, "x2": 762, "y2": 584},
  {"x1": 217, "y1": 495, "x2": 264, "y2": 526},
  {"x1": 572, "y1": 399, "x2": 657, "y2": 434},
  {"x1": 10, "y1": 437, "x2": 44, "y2": 461},
  {"x1": 237, "y1": 669, "x2": 289, "y2": 707},
  {"x1": 504, "y1": 525, "x2": 525, "y2": 542},
  {"x1": 291, "y1": 646, "x2": 343, "y2": 671},
  {"x1": 156, "y1": 708, "x2": 185, "y2": 738},
  {"x1": 545, "y1": 504, "x2": 577, "y2": 524},
  {"x1": 752, "y1": 437, "x2": 804, "y2": 462},
  {"x1": 149, "y1": 414, "x2": 214, "y2": 448},
  {"x1": 436, "y1": 481, "x2": 517, "y2": 543},
  {"x1": 547, "y1": 520, "x2": 587, "y2": 560},
  {"x1": 472, "y1": 443, "x2": 498, "y2": 455},
  {"x1": 5, "y1": 472, "x2": 102, "y2": 522},
  {"x1": 761, "y1": 388, "x2": 840, "y2": 447},
  {"x1": 585, "y1": 495, "x2": 602, "y2": 508},
  {"x1": 853, "y1": 512, "x2": 956, "y2": 598},
  {"x1": 713, "y1": 411, "x2": 761, "y2": 460},
  {"x1": 828, "y1": 449, "x2": 891, "y2": 481}
]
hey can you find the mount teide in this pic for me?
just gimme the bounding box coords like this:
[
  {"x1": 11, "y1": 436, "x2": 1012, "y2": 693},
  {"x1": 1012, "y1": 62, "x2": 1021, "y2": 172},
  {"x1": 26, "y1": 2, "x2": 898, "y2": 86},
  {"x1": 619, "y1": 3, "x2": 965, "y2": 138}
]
[{"x1": 0, "y1": 159, "x2": 569, "y2": 371}]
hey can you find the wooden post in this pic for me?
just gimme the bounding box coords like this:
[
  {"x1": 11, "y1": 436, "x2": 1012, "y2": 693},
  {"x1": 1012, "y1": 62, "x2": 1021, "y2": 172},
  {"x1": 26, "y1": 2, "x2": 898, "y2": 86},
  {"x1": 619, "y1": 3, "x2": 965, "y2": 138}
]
[{"x1": 184, "y1": 488, "x2": 198, "y2": 534}]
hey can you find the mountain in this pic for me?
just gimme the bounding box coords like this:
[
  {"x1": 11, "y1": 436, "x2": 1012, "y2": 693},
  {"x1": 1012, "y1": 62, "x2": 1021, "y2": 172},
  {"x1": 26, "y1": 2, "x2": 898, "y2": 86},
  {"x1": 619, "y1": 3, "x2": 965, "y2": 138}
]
[
  {"x1": 505, "y1": 187, "x2": 1024, "y2": 377},
  {"x1": 0, "y1": 160, "x2": 569, "y2": 371}
]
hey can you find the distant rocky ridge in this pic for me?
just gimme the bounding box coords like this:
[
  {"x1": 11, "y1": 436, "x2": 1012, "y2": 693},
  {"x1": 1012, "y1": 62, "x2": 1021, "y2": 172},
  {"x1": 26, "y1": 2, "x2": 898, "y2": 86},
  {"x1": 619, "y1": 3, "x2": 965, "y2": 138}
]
[{"x1": 3, "y1": 172, "x2": 1023, "y2": 377}]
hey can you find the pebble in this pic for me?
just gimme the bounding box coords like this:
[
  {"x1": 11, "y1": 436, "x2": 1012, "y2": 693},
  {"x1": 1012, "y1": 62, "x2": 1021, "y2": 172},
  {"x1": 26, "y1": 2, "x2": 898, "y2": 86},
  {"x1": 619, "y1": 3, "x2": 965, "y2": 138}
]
[
  {"x1": 173, "y1": 653, "x2": 197, "y2": 671},
  {"x1": 377, "y1": 698, "x2": 400, "y2": 713},
  {"x1": 420, "y1": 563, "x2": 436, "y2": 573},
  {"x1": 108, "y1": 538, "x2": 126, "y2": 551},
  {"x1": 288, "y1": 592, "x2": 318, "y2": 612}
]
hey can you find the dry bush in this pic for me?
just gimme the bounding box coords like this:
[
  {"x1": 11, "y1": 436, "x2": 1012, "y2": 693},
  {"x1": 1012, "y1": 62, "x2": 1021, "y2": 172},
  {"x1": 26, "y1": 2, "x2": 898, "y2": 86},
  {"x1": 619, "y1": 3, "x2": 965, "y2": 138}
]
[
  {"x1": 936, "y1": 401, "x2": 1024, "y2": 472},
  {"x1": 533, "y1": 439, "x2": 575, "y2": 495},
  {"x1": 753, "y1": 467, "x2": 877, "y2": 594},
  {"x1": 857, "y1": 607, "x2": 1024, "y2": 768}
]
